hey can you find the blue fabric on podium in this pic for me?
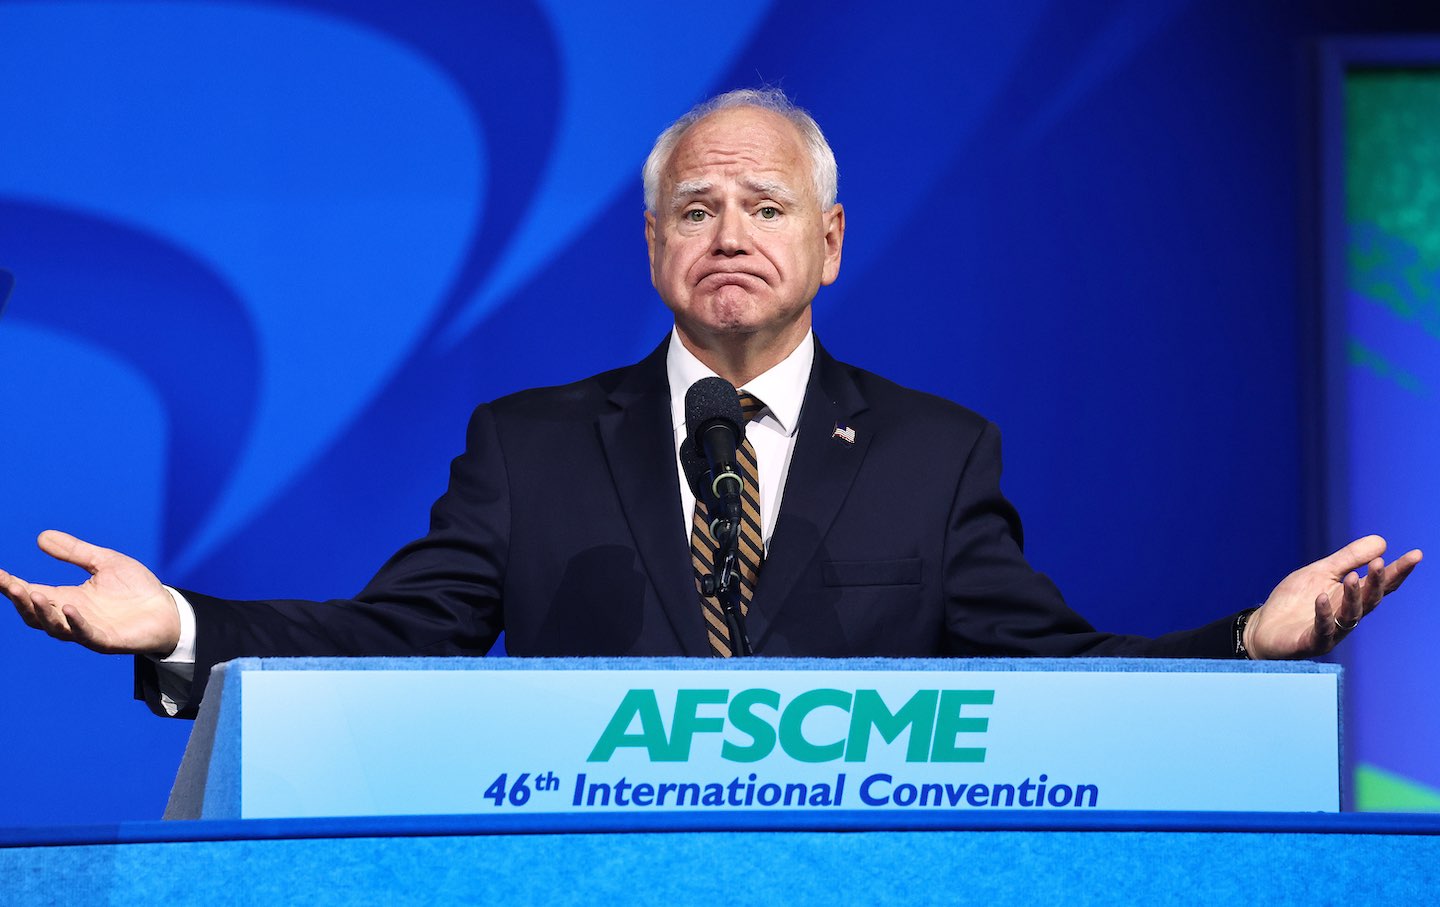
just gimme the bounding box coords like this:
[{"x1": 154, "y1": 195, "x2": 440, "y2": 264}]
[{"x1": 4, "y1": 812, "x2": 1439, "y2": 905}]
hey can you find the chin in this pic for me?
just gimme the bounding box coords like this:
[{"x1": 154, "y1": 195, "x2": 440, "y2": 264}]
[{"x1": 692, "y1": 298, "x2": 761, "y2": 331}]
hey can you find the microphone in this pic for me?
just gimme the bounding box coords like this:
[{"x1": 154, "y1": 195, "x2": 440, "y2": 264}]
[
  {"x1": 682, "y1": 377, "x2": 752, "y2": 656},
  {"x1": 683, "y1": 377, "x2": 745, "y2": 534}
]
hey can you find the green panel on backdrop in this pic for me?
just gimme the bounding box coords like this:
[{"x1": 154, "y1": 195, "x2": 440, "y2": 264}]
[
  {"x1": 1354, "y1": 763, "x2": 1440, "y2": 812},
  {"x1": 1347, "y1": 71, "x2": 1440, "y2": 270},
  {"x1": 1346, "y1": 71, "x2": 1440, "y2": 339}
]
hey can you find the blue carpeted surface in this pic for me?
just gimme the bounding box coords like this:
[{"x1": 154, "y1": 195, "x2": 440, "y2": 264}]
[{"x1": 4, "y1": 815, "x2": 1438, "y2": 905}]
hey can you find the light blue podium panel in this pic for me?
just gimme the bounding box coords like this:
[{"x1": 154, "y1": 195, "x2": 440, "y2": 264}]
[{"x1": 165, "y1": 657, "x2": 1341, "y2": 822}]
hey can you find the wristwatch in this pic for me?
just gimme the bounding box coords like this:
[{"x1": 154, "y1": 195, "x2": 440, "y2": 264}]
[{"x1": 1234, "y1": 608, "x2": 1258, "y2": 659}]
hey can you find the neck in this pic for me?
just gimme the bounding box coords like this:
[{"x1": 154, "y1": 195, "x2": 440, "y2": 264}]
[{"x1": 674, "y1": 322, "x2": 808, "y2": 387}]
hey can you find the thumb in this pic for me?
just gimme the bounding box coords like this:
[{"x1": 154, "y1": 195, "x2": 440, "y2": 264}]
[
  {"x1": 1321, "y1": 535, "x2": 1387, "y2": 576},
  {"x1": 36, "y1": 530, "x2": 117, "y2": 575}
]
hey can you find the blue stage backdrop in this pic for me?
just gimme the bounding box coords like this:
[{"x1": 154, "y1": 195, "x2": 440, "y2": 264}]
[
  {"x1": 1, "y1": 2, "x2": 1437, "y2": 826},
  {"x1": 1322, "y1": 44, "x2": 1440, "y2": 811}
]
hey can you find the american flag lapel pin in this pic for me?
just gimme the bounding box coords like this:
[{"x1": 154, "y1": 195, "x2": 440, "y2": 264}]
[{"x1": 831, "y1": 422, "x2": 856, "y2": 445}]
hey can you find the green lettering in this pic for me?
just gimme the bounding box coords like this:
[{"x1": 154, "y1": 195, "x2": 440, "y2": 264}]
[
  {"x1": 722, "y1": 688, "x2": 781, "y2": 762},
  {"x1": 845, "y1": 689, "x2": 938, "y2": 762},
  {"x1": 779, "y1": 689, "x2": 852, "y2": 763},
  {"x1": 587, "y1": 689, "x2": 671, "y2": 762},
  {"x1": 930, "y1": 689, "x2": 992, "y2": 762},
  {"x1": 668, "y1": 689, "x2": 729, "y2": 759}
]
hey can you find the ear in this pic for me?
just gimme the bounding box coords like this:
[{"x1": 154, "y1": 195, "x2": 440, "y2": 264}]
[
  {"x1": 644, "y1": 211, "x2": 659, "y2": 288},
  {"x1": 819, "y1": 204, "x2": 845, "y2": 286}
]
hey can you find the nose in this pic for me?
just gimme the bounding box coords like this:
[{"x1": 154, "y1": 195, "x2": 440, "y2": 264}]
[{"x1": 712, "y1": 205, "x2": 750, "y2": 257}]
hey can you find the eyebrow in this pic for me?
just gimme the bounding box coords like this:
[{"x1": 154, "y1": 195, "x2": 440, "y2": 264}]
[
  {"x1": 742, "y1": 178, "x2": 799, "y2": 205},
  {"x1": 667, "y1": 178, "x2": 801, "y2": 211},
  {"x1": 669, "y1": 180, "x2": 713, "y2": 209}
]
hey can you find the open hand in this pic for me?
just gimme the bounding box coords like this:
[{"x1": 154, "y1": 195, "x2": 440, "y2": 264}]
[
  {"x1": 1245, "y1": 535, "x2": 1423, "y2": 659},
  {"x1": 1, "y1": 530, "x2": 180, "y2": 656}
]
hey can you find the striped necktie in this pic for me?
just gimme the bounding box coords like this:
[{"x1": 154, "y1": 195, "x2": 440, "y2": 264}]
[{"x1": 691, "y1": 392, "x2": 765, "y2": 656}]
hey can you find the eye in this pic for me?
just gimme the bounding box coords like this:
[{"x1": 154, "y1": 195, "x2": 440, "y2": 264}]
[
  {"x1": 684, "y1": 209, "x2": 708, "y2": 223},
  {"x1": 758, "y1": 206, "x2": 780, "y2": 220}
]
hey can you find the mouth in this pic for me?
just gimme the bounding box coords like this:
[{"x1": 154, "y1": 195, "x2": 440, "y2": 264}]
[{"x1": 698, "y1": 270, "x2": 765, "y2": 288}]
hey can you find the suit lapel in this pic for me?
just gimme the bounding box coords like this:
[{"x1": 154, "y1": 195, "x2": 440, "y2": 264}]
[
  {"x1": 596, "y1": 340, "x2": 710, "y2": 655},
  {"x1": 746, "y1": 343, "x2": 870, "y2": 649}
]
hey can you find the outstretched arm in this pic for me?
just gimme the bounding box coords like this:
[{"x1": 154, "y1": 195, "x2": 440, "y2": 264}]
[
  {"x1": 1245, "y1": 535, "x2": 1423, "y2": 659},
  {"x1": 1, "y1": 530, "x2": 180, "y2": 657}
]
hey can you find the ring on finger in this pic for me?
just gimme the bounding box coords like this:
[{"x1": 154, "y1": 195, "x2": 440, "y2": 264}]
[{"x1": 1334, "y1": 615, "x2": 1360, "y2": 632}]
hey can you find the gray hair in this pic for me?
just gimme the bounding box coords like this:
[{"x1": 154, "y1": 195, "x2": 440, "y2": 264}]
[{"x1": 642, "y1": 88, "x2": 839, "y2": 213}]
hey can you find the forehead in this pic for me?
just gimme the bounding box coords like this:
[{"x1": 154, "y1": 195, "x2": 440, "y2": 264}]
[{"x1": 664, "y1": 107, "x2": 810, "y2": 190}]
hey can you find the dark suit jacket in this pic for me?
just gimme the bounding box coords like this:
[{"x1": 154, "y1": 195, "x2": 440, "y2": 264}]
[{"x1": 138, "y1": 338, "x2": 1236, "y2": 716}]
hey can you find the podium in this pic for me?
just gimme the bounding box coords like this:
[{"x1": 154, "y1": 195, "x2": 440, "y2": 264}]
[
  {"x1": 6, "y1": 657, "x2": 1440, "y2": 904},
  {"x1": 168, "y1": 656, "x2": 1345, "y2": 820}
]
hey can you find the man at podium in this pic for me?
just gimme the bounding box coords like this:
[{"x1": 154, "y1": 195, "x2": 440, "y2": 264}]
[{"x1": 0, "y1": 89, "x2": 1423, "y2": 718}]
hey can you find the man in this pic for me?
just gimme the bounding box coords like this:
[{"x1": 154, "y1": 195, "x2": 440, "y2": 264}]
[{"x1": 1, "y1": 89, "x2": 1423, "y2": 719}]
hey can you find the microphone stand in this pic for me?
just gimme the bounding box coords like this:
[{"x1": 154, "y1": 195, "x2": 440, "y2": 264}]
[{"x1": 710, "y1": 502, "x2": 752, "y2": 657}]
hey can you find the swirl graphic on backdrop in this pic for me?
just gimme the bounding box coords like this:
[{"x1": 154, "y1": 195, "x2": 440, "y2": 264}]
[{"x1": 0, "y1": 1, "x2": 484, "y2": 574}]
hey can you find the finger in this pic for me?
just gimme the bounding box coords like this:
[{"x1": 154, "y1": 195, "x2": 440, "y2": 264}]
[
  {"x1": 1361, "y1": 557, "x2": 1386, "y2": 613},
  {"x1": 0, "y1": 569, "x2": 31, "y2": 606},
  {"x1": 3, "y1": 576, "x2": 59, "y2": 631},
  {"x1": 29, "y1": 592, "x2": 75, "y2": 641},
  {"x1": 1314, "y1": 591, "x2": 1340, "y2": 647},
  {"x1": 62, "y1": 604, "x2": 108, "y2": 653},
  {"x1": 1336, "y1": 571, "x2": 1365, "y2": 628},
  {"x1": 1379, "y1": 549, "x2": 1424, "y2": 595},
  {"x1": 36, "y1": 530, "x2": 116, "y2": 576},
  {"x1": 3, "y1": 575, "x2": 45, "y2": 629},
  {"x1": 1320, "y1": 534, "x2": 1388, "y2": 575}
]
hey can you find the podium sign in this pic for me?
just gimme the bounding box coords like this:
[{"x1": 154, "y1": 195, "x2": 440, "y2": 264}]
[{"x1": 227, "y1": 659, "x2": 1340, "y2": 819}]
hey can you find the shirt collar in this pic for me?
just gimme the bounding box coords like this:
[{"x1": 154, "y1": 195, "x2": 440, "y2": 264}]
[{"x1": 666, "y1": 327, "x2": 813, "y2": 437}]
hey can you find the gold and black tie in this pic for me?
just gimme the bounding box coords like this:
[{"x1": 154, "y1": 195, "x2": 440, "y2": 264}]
[{"x1": 690, "y1": 392, "x2": 765, "y2": 656}]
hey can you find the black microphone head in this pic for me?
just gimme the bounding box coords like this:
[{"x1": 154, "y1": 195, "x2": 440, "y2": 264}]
[{"x1": 683, "y1": 376, "x2": 744, "y2": 444}]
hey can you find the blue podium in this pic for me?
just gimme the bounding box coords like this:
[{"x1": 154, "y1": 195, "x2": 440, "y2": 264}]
[{"x1": 168, "y1": 656, "x2": 1345, "y2": 820}]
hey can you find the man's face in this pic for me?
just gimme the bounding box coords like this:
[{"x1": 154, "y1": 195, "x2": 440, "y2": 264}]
[{"x1": 646, "y1": 106, "x2": 844, "y2": 353}]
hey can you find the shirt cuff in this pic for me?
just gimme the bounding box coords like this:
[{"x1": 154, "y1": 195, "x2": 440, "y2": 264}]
[{"x1": 160, "y1": 585, "x2": 196, "y2": 664}]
